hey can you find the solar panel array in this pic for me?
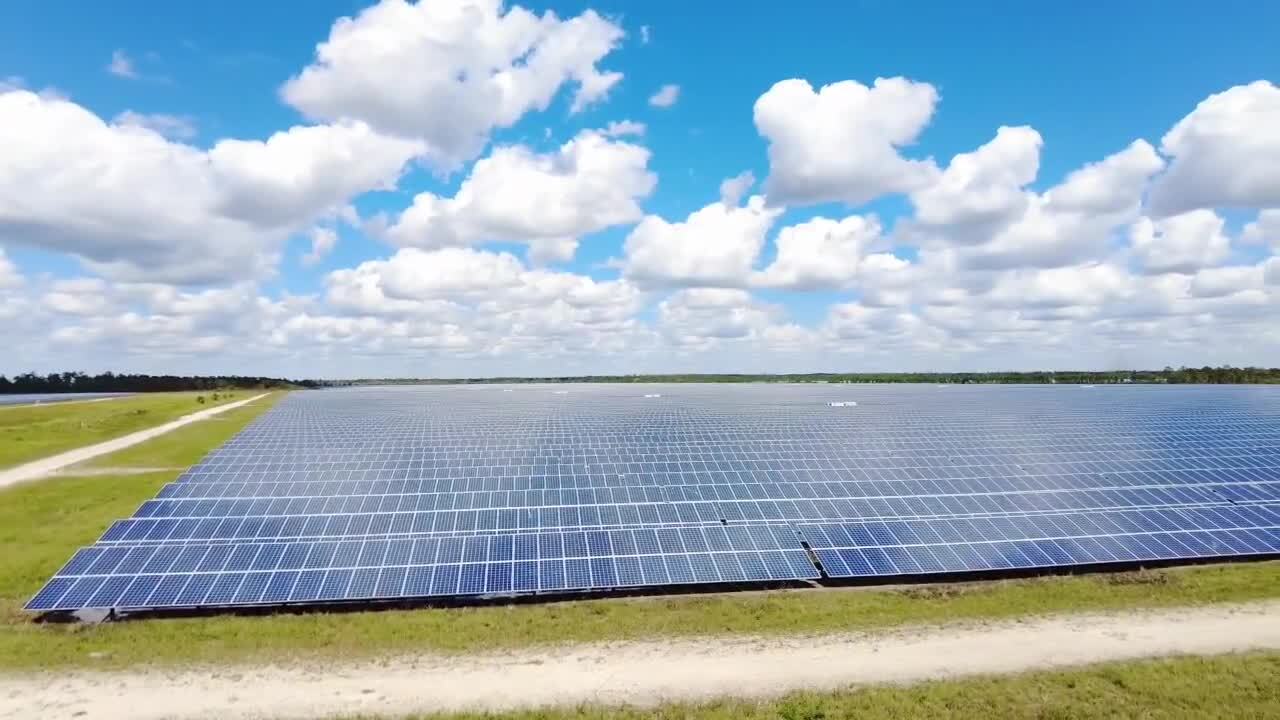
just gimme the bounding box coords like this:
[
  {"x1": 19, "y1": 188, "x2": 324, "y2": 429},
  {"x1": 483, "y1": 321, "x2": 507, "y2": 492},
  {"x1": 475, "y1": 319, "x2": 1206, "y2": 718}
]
[{"x1": 29, "y1": 384, "x2": 1280, "y2": 612}]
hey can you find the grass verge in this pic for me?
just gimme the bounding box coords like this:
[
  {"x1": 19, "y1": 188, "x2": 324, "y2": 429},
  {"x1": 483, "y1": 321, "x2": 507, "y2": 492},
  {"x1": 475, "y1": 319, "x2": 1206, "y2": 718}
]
[
  {"x1": 0, "y1": 388, "x2": 1276, "y2": 673},
  {"x1": 5, "y1": 561, "x2": 1276, "y2": 671},
  {"x1": 0, "y1": 390, "x2": 253, "y2": 469},
  {"x1": 367, "y1": 652, "x2": 1280, "y2": 720}
]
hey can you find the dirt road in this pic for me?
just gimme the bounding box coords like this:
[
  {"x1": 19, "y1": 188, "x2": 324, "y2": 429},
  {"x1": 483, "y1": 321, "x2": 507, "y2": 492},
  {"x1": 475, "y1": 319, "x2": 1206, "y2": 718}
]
[
  {"x1": 0, "y1": 393, "x2": 268, "y2": 489},
  {"x1": 3, "y1": 601, "x2": 1276, "y2": 720}
]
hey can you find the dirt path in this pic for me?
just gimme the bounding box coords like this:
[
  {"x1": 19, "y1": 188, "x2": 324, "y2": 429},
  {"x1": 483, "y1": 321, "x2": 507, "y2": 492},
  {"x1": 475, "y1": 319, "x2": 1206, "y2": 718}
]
[
  {"x1": 2, "y1": 601, "x2": 1276, "y2": 720},
  {"x1": 49, "y1": 466, "x2": 186, "y2": 477},
  {"x1": 0, "y1": 394, "x2": 268, "y2": 489}
]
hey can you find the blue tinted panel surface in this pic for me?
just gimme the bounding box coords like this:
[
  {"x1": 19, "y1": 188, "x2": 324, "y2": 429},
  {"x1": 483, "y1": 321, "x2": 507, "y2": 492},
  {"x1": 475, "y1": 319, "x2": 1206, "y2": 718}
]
[{"x1": 29, "y1": 384, "x2": 1280, "y2": 610}]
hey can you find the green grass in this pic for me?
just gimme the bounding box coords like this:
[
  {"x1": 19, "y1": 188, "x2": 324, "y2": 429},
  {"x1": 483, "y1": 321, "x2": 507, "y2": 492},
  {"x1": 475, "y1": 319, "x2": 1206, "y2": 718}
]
[
  {"x1": 4, "y1": 560, "x2": 1276, "y2": 671},
  {"x1": 1, "y1": 388, "x2": 1277, "y2": 673},
  {"x1": 369, "y1": 652, "x2": 1280, "y2": 720},
  {"x1": 0, "y1": 390, "x2": 252, "y2": 469}
]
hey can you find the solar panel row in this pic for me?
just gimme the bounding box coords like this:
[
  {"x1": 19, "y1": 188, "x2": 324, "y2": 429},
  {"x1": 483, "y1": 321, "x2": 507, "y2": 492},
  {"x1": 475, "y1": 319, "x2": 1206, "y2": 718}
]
[
  {"x1": 96, "y1": 492, "x2": 1274, "y2": 544},
  {"x1": 156, "y1": 464, "x2": 1280, "y2": 499},
  {"x1": 28, "y1": 384, "x2": 1280, "y2": 613},
  {"x1": 29, "y1": 526, "x2": 819, "y2": 611},
  {"x1": 801, "y1": 504, "x2": 1280, "y2": 578}
]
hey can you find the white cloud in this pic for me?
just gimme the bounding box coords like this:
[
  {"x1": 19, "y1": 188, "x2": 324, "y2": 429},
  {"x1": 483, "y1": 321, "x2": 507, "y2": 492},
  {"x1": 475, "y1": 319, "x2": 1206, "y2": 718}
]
[
  {"x1": 280, "y1": 0, "x2": 625, "y2": 170},
  {"x1": 985, "y1": 263, "x2": 1133, "y2": 309},
  {"x1": 639, "y1": 25, "x2": 650, "y2": 44},
  {"x1": 0, "y1": 90, "x2": 421, "y2": 283},
  {"x1": 1189, "y1": 265, "x2": 1266, "y2": 298},
  {"x1": 322, "y1": 247, "x2": 645, "y2": 356},
  {"x1": 657, "y1": 288, "x2": 795, "y2": 348},
  {"x1": 302, "y1": 227, "x2": 338, "y2": 266},
  {"x1": 718, "y1": 171, "x2": 756, "y2": 207},
  {"x1": 1049, "y1": 139, "x2": 1164, "y2": 215},
  {"x1": 1130, "y1": 210, "x2": 1231, "y2": 275},
  {"x1": 602, "y1": 119, "x2": 645, "y2": 137},
  {"x1": 753, "y1": 214, "x2": 889, "y2": 290},
  {"x1": 621, "y1": 196, "x2": 781, "y2": 287},
  {"x1": 44, "y1": 278, "x2": 116, "y2": 316},
  {"x1": 0, "y1": 76, "x2": 24, "y2": 92},
  {"x1": 208, "y1": 120, "x2": 422, "y2": 227},
  {"x1": 112, "y1": 111, "x2": 198, "y2": 140},
  {"x1": 648, "y1": 84, "x2": 680, "y2": 108},
  {"x1": 935, "y1": 139, "x2": 1163, "y2": 270},
  {"x1": 755, "y1": 77, "x2": 939, "y2": 206},
  {"x1": 824, "y1": 302, "x2": 939, "y2": 348},
  {"x1": 909, "y1": 126, "x2": 1041, "y2": 235},
  {"x1": 382, "y1": 130, "x2": 654, "y2": 264},
  {"x1": 1265, "y1": 257, "x2": 1280, "y2": 286},
  {"x1": 365, "y1": 247, "x2": 524, "y2": 302},
  {"x1": 107, "y1": 50, "x2": 137, "y2": 79},
  {"x1": 1241, "y1": 209, "x2": 1280, "y2": 250},
  {"x1": 1147, "y1": 81, "x2": 1280, "y2": 217}
]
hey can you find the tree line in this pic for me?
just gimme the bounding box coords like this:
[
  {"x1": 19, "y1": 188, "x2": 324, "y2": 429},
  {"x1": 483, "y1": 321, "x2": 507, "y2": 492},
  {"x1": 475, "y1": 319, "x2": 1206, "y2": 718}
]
[
  {"x1": 3, "y1": 367, "x2": 1277, "y2": 394},
  {"x1": 0, "y1": 371, "x2": 318, "y2": 394}
]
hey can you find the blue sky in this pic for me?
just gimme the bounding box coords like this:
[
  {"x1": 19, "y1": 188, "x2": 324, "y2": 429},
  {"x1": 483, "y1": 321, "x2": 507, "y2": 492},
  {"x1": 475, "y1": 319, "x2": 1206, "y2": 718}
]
[{"x1": 0, "y1": 0, "x2": 1278, "y2": 377}]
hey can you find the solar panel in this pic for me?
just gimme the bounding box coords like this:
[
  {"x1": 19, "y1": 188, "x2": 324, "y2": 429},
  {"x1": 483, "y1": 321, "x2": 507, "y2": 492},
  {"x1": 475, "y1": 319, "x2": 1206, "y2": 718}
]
[{"x1": 27, "y1": 384, "x2": 1280, "y2": 613}]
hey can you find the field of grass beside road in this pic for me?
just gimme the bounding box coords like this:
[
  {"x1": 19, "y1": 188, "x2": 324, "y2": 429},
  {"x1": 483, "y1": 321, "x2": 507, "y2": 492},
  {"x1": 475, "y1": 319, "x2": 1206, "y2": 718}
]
[
  {"x1": 0, "y1": 390, "x2": 251, "y2": 469},
  {"x1": 374, "y1": 652, "x2": 1280, "y2": 720},
  {"x1": 0, "y1": 387, "x2": 1276, "y2": 674}
]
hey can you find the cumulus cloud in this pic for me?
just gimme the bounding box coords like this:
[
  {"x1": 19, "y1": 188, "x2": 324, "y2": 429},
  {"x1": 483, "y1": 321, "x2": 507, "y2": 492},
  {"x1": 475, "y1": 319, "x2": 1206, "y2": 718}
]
[
  {"x1": 824, "y1": 302, "x2": 939, "y2": 349},
  {"x1": 923, "y1": 138, "x2": 1164, "y2": 270},
  {"x1": 985, "y1": 263, "x2": 1133, "y2": 309},
  {"x1": 648, "y1": 84, "x2": 679, "y2": 108},
  {"x1": 1265, "y1": 257, "x2": 1280, "y2": 286},
  {"x1": 34, "y1": 279, "x2": 275, "y2": 358},
  {"x1": 753, "y1": 214, "x2": 896, "y2": 290},
  {"x1": 1241, "y1": 209, "x2": 1280, "y2": 250},
  {"x1": 1189, "y1": 265, "x2": 1266, "y2": 299},
  {"x1": 112, "y1": 110, "x2": 198, "y2": 140},
  {"x1": 621, "y1": 196, "x2": 782, "y2": 287},
  {"x1": 208, "y1": 121, "x2": 423, "y2": 227},
  {"x1": 381, "y1": 130, "x2": 654, "y2": 264},
  {"x1": 755, "y1": 77, "x2": 939, "y2": 206},
  {"x1": 1147, "y1": 81, "x2": 1280, "y2": 217},
  {"x1": 323, "y1": 247, "x2": 645, "y2": 354},
  {"x1": 280, "y1": 0, "x2": 625, "y2": 170},
  {"x1": 43, "y1": 278, "x2": 116, "y2": 316},
  {"x1": 0, "y1": 90, "x2": 422, "y2": 283},
  {"x1": 1130, "y1": 210, "x2": 1231, "y2": 275},
  {"x1": 657, "y1": 288, "x2": 772, "y2": 344},
  {"x1": 908, "y1": 126, "x2": 1041, "y2": 236}
]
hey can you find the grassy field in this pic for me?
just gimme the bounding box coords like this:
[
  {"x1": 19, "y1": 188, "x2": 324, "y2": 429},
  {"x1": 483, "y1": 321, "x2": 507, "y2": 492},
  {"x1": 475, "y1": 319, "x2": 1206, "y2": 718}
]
[
  {"x1": 366, "y1": 652, "x2": 1280, "y2": 720},
  {"x1": 0, "y1": 388, "x2": 1277, "y2": 673},
  {"x1": 0, "y1": 390, "x2": 251, "y2": 469}
]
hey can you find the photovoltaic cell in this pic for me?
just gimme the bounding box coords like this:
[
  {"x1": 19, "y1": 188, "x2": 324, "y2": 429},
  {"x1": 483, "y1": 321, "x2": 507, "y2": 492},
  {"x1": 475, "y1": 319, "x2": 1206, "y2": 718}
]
[{"x1": 27, "y1": 383, "x2": 1280, "y2": 612}]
